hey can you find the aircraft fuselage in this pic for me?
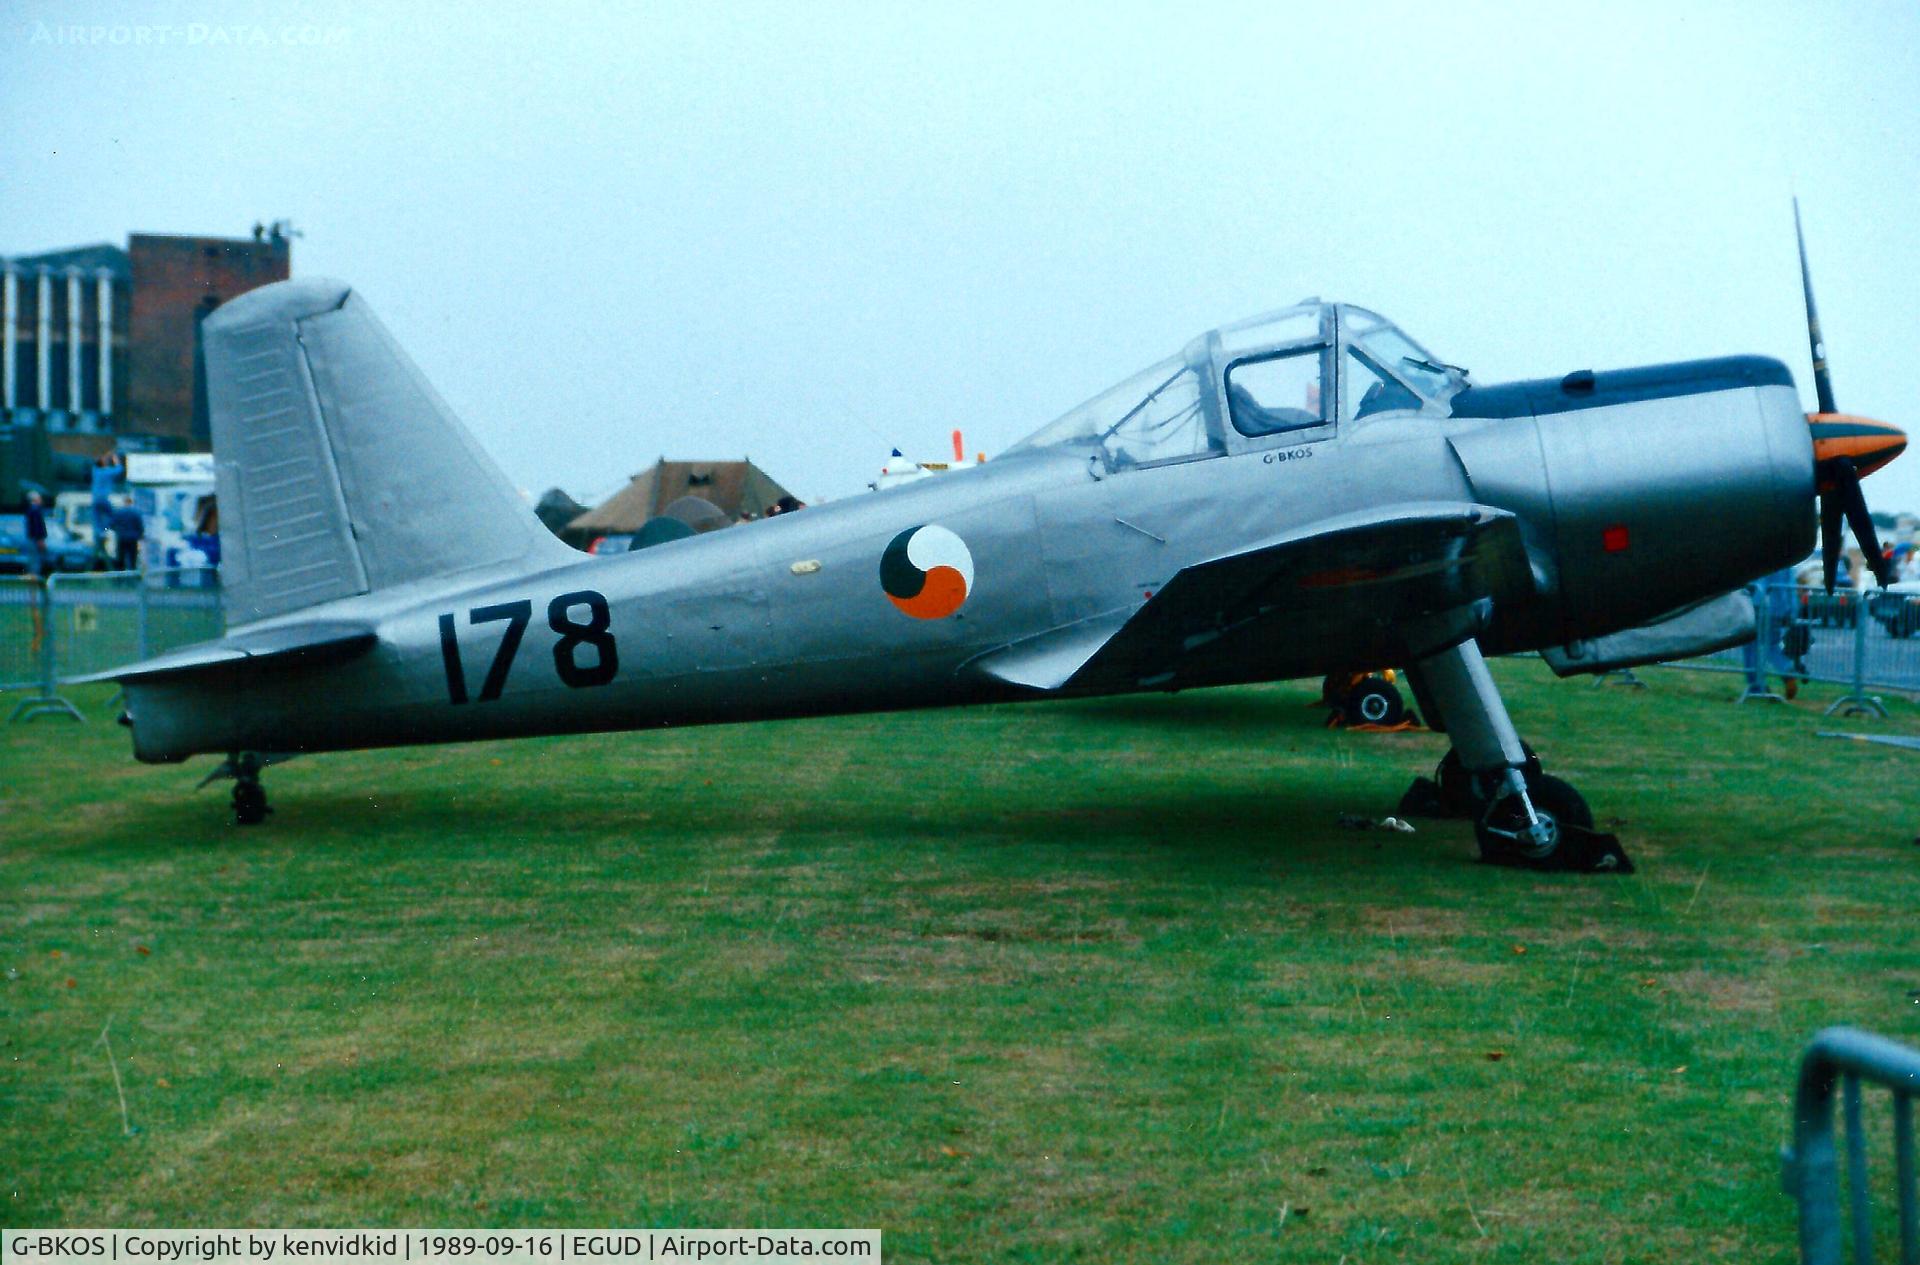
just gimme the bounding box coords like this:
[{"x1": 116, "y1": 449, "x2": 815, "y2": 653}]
[{"x1": 125, "y1": 367, "x2": 1812, "y2": 763}]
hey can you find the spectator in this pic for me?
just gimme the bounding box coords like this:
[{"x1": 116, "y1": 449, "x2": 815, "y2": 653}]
[
  {"x1": 108, "y1": 498, "x2": 145, "y2": 572},
  {"x1": 187, "y1": 494, "x2": 221, "y2": 569},
  {"x1": 1742, "y1": 565, "x2": 1801, "y2": 700},
  {"x1": 89, "y1": 450, "x2": 124, "y2": 563},
  {"x1": 23, "y1": 490, "x2": 48, "y2": 579}
]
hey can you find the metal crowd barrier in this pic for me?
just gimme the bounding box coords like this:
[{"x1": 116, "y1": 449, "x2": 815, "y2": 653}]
[
  {"x1": 1661, "y1": 583, "x2": 1920, "y2": 711},
  {"x1": 0, "y1": 574, "x2": 63, "y2": 718},
  {"x1": 1783, "y1": 1026, "x2": 1920, "y2": 1264},
  {"x1": 1, "y1": 567, "x2": 222, "y2": 722}
]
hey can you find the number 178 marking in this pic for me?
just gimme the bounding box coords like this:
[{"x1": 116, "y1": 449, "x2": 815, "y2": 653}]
[{"x1": 438, "y1": 589, "x2": 618, "y2": 704}]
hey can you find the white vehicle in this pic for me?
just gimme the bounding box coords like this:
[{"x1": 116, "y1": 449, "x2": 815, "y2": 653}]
[
  {"x1": 868, "y1": 431, "x2": 983, "y2": 493},
  {"x1": 125, "y1": 454, "x2": 218, "y2": 570},
  {"x1": 869, "y1": 449, "x2": 938, "y2": 492}
]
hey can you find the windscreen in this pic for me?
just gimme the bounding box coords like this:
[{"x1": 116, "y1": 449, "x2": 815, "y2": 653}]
[
  {"x1": 1343, "y1": 306, "x2": 1467, "y2": 406},
  {"x1": 1008, "y1": 355, "x2": 1222, "y2": 468}
]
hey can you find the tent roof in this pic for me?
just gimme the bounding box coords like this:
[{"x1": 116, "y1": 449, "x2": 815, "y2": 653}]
[{"x1": 567, "y1": 459, "x2": 793, "y2": 536}]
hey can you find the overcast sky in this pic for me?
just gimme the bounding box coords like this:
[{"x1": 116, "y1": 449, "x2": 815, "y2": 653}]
[{"x1": 5, "y1": 0, "x2": 1918, "y2": 514}]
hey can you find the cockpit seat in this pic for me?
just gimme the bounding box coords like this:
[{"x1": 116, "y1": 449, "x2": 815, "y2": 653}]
[
  {"x1": 1354, "y1": 377, "x2": 1421, "y2": 420},
  {"x1": 1227, "y1": 382, "x2": 1319, "y2": 436}
]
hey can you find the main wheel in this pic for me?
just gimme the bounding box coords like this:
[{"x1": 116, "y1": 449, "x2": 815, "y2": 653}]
[
  {"x1": 1343, "y1": 676, "x2": 1405, "y2": 727},
  {"x1": 1475, "y1": 773, "x2": 1592, "y2": 866},
  {"x1": 233, "y1": 782, "x2": 269, "y2": 826}
]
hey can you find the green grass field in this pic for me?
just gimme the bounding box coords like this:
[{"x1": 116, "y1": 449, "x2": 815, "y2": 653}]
[{"x1": 4, "y1": 663, "x2": 1918, "y2": 1261}]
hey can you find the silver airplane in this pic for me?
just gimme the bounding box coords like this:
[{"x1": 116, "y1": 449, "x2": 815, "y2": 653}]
[{"x1": 92, "y1": 217, "x2": 1906, "y2": 871}]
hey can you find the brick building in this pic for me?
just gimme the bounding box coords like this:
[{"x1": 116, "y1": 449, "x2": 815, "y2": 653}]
[{"x1": 1, "y1": 227, "x2": 291, "y2": 501}]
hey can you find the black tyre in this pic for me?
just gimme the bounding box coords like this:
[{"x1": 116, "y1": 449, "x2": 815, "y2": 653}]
[
  {"x1": 1531, "y1": 774, "x2": 1594, "y2": 830},
  {"x1": 1343, "y1": 677, "x2": 1405, "y2": 727},
  {"x1": 233, "y1": 782, "x2": 269, "y2": 826},
  {"x1": 1475, "y1": 772, "x2": 1593, "y2": 866}
]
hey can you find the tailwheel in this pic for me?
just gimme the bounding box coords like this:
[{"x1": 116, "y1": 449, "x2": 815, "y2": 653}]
[
  {"x1": 230, "y1": 753, "x2": 271, "y2": 826},
  {"x1": 233, "y1": 781, "x2": 270, "y2": 825}
]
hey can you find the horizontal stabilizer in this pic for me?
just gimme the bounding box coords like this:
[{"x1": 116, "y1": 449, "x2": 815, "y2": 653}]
[{"x1": 70, "y1": 620, "x2": 377, "y2": 685}]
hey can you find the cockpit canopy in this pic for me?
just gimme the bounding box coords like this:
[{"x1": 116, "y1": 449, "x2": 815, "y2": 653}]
[{"x1": 1008, "y1": 300, "x2": 1468, "y2": 470}]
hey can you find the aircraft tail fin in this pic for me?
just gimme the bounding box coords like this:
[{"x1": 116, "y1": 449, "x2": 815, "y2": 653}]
[{"x1": 205, "y1": 278, "x2": 573, "y2": 626}]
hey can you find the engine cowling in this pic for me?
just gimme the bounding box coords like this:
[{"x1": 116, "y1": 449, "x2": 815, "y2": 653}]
[{"x1": 1449, "y1": 356, "x2": 1815, "y2": 649}]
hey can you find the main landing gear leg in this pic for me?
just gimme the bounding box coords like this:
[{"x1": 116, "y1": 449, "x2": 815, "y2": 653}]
[
  {"x1": 1401, "y1": 640, "x2": 1632, "y2": 874},
  {"x1": 230, "y1": 752, "x2": 271, "y2": 826}
]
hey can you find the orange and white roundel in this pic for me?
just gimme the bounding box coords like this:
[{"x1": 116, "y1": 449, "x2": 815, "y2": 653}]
[{"x1": 880, "y1": 524, "x2": 974, "y2": 620}]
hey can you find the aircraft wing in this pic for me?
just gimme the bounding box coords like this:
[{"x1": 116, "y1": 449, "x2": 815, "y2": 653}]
[
  {"x1": 973, "y1": 502, "x2": 1532, "y2": 693},
  {"x1": 68, "y1": 620, "x2": 378, "y2": 685}
]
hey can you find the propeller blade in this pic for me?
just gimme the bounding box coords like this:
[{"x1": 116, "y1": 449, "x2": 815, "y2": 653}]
[
  {"x1": 1833, "y1": 457, "x2": 1894, "y2": 586},
  {"x1": 1821, "y1": 489, "x2": 1844, "y2": 594},
  {"x1": 1794, "y1": 199, "x2": 1839, "y2": 416}
]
